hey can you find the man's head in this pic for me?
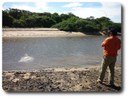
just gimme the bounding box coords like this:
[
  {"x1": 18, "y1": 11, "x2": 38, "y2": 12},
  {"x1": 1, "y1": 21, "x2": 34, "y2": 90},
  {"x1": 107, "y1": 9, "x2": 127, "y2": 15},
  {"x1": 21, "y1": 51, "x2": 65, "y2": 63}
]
[{"x1": 108, "y1": 29, "x2": 117, "y2": 36}]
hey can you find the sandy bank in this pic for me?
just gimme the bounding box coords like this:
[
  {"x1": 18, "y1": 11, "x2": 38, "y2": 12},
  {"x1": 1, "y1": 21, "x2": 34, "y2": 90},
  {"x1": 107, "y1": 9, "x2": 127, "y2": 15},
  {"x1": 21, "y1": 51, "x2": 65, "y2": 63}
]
[
  {"x1": 2, "y1": 66, "x2": 122, "y2": 92},
  {"x1": 3, "y1": 28, "x2": 88, "y2": 38}
]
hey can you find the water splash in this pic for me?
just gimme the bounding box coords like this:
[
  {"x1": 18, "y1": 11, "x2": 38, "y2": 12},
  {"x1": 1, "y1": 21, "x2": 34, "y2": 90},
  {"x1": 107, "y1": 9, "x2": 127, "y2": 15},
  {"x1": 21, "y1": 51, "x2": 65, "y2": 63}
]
[{"x1": 18, "y1": 53, "x2": 34, "y2": 63}]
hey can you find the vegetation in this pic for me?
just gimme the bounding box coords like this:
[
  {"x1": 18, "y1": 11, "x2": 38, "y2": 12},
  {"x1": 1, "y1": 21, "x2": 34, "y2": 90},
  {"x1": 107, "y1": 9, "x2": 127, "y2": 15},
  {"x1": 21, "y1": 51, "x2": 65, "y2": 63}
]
[{"x1": 3, "y1": 8, "x2": 121, "y2": 35}]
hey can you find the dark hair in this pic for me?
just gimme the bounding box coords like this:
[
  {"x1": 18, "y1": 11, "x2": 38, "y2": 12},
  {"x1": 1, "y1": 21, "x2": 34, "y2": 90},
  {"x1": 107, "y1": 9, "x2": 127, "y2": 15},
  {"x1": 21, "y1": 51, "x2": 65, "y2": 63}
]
[{"x1": 109, "y1": 29, "x2": 117, "y2": 36}]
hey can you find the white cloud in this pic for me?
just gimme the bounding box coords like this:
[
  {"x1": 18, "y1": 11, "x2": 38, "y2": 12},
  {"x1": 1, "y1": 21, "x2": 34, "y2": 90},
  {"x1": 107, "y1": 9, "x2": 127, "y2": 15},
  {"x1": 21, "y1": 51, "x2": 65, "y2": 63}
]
[
  {"x1": 101, "y1": 2, "x2": 121, "y2": 8},
  {"x1": 8, "y1": 2, "x2": 49, "y2": 12},
  {"x1": 72, "y1": 7, "x2": 104, "y2": 18},
  {"x1": 35, "y1": 2, "x2": 49, "y2": 11},
  {"x1": 10, "y1": 5, "x2": 37, "y2": 12},
  {"x1": 69, "y1": 2, "x2": 121, "y2": 22},
  {"x1": 100, "y1": 2, "x2": 121, "y2": 22},
  {"x1": 63, "y1": 2, "x2": 83, "y2": 8}
]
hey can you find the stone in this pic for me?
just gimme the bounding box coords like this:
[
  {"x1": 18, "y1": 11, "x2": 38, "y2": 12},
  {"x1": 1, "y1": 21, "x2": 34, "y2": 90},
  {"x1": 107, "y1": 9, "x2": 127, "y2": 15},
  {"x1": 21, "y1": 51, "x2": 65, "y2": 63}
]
[
  {"x1": 23, "y1": 73, "x2": 31, "y2": 79},
  {"x1": 12, "y1": 78, "x2": 20, "y2": 83}
]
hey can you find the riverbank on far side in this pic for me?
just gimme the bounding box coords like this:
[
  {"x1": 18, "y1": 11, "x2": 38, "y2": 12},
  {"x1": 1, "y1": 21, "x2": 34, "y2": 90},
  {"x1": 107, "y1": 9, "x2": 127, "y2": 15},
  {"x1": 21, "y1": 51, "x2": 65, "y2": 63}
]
[{"x1": 2, "y1": 28, "x2": 101, "y2": 38}]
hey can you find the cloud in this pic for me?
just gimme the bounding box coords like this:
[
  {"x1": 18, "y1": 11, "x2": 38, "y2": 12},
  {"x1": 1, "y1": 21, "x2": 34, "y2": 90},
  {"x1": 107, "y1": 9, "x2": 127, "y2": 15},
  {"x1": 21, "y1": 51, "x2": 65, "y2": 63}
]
[
  {"x1": 100, "y1": 2, "x2": 121, "y2": 22},
  {"x1": 67, "y1": 2, "x2": 121, "y2": 22},
  {"x1": 101, "y1": 2, "x2": 121, "y2": 8},
  {"x1": 4, "y1": 2, "x2": 49, "y2": 12},
  {"x1": 71, "y1": 7, "x2": 104, "y2": 18},
  {"x1": 10, "y1": 4, "x2": 37, "y2": 12},
  {"x1": 35, "y1": 2, "x2": 49, "y2": 11},
  {"x1": 63, "y1": 2, "x2": 83, "y2": 8}
]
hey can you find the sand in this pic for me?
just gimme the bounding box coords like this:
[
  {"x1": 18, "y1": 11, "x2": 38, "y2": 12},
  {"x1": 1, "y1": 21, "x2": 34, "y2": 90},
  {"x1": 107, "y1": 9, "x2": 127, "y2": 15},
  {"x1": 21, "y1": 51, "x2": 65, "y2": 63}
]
[{"x1": 3, "y1": 28, "x2": 88, "y2": 38}]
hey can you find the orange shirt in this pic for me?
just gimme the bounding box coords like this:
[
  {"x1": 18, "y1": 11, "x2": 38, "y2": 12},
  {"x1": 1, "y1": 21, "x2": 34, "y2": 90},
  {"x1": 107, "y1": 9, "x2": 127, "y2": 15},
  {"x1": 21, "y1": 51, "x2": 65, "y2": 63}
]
[{"x1": 102, "y1": 36, "x2": 121, "y2": 57}]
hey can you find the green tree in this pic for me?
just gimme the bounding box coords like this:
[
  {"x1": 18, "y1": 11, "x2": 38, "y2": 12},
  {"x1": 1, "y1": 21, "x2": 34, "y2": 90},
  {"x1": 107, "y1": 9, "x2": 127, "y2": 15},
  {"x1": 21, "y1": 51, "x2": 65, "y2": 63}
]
[
  {"x1": 51, "y1": 13, "x2": 61, "y2": 23},
  {"x1": 111, "y1": 23, "x2": 121, "y2": 33},
  {"x1": 96, "y1": 17, "x2": 113, "y2": 31},
  {"x1": 13, "y1": 19, "x2": 26, "y2": 27},
  {"x1": 2, "y1": 10, "x2": 14, "y2": 27},
  {"x1": 2, "y1": 8, "x2": 121, "y2": 35}
]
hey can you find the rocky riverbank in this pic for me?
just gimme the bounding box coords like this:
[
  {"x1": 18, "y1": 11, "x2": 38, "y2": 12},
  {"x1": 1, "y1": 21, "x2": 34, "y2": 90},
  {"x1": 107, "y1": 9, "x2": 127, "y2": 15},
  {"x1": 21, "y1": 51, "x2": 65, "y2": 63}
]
[{"x1": 2, "y1": 66, "x2": 122, "y2": 92}]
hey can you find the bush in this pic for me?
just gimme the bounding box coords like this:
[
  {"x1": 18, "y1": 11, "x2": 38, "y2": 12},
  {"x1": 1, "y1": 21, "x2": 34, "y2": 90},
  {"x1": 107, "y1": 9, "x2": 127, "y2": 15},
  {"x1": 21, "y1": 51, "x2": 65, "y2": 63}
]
[{"x1": 2, "y1": 8, "x2": 121, "y2": 34}]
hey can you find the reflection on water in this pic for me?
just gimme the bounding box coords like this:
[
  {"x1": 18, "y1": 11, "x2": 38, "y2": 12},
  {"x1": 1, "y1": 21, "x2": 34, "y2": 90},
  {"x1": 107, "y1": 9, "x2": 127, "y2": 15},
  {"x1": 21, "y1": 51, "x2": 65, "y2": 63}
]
[
  {"x1": 18, "y1": 53, "x2": 34, "y2": 63},
  {"x1": 3, "y1": 36, "x2": 121, "y2": 71}
]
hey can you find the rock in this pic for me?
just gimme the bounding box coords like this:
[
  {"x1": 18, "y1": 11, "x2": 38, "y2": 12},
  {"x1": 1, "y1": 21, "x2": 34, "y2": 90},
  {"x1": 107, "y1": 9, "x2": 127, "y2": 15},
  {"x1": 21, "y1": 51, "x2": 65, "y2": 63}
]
[
  {"x1": 73, "y1": 84, "x2": 83, "y2": 91},
  {"x1": 87, "y1": 85, "x2": 92, "y2": 89},
  {"x1": 2, "y1": 66, "x2": 121, "y2": 92},
  {"x1": 23, "y1": 73, "x2": 31, "y2": 80},
  {"x1": 4, "y1": 73, "x2": 14, "y2": 81},
  {"x1": 31, "y1": 75, "x2": 37, "y2": 79},
  {"x1": 12, "y1": 78, "x2": 20, "y2": 83}
]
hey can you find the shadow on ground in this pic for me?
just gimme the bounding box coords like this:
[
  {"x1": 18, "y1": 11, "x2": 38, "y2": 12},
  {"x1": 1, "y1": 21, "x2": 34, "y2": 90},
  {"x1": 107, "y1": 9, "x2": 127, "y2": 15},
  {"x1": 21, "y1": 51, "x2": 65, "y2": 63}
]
[{"x1": 100, "y1": 83, "x2": 121, "y2": 91}]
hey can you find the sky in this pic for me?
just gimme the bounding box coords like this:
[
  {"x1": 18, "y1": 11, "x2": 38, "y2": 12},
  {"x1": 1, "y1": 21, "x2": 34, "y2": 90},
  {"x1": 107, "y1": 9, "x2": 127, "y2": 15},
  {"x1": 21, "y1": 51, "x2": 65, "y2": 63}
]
[{"x1": 2, "y1": 2, "x2": 121, "y2": 23}]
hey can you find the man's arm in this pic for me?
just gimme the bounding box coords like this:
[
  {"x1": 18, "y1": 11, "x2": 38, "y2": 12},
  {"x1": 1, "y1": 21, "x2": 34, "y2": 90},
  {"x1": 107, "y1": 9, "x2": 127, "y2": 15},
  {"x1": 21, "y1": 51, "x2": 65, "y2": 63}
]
[{"x1": 101, "y1": 38, "x2": 108, "y2": 47}]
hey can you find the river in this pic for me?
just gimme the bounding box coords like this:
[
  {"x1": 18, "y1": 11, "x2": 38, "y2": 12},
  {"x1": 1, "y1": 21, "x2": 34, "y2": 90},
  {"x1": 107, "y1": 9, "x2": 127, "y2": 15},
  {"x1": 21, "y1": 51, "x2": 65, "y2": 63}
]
[{"x1": 3, "y1": 36, "x2": 121, "y2": 71}]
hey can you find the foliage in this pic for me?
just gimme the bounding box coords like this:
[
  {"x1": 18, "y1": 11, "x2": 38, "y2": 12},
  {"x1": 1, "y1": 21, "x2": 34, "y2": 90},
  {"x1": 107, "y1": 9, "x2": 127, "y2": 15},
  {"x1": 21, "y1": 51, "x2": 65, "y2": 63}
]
[
  {"x1": 2, "y1": 10, "x2": 14, "y2": 27},
  {"x1": 2, "y1": 8, "x2": 121, "y2": 34}
]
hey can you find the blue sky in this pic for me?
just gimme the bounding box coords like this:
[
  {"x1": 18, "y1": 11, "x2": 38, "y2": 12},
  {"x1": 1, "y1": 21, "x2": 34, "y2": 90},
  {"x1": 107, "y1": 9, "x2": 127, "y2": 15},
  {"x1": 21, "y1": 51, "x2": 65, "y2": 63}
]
[{"x1": 3, "y1": 2, "x2": 121, "y2": 23}]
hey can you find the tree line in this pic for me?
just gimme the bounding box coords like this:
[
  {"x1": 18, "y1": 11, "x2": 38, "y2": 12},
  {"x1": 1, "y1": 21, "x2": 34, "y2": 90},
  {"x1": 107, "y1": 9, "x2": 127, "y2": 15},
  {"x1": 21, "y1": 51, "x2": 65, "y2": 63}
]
[{"x1": 3, "y1": 8, "x2": 121, "y2": 35}]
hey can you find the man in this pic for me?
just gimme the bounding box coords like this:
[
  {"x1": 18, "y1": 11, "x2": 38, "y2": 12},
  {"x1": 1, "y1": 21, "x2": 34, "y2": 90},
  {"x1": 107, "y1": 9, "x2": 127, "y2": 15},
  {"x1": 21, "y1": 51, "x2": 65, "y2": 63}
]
[{"x1": 97, "y1": 29, "x2": 121, "y2": 86}]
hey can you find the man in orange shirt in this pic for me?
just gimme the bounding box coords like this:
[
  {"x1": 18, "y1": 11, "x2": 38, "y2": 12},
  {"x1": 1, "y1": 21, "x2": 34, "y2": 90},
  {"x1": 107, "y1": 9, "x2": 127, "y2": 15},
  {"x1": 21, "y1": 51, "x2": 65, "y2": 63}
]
[{"x1": 97, "y1": 29, "x2": 121, "y2": 86}]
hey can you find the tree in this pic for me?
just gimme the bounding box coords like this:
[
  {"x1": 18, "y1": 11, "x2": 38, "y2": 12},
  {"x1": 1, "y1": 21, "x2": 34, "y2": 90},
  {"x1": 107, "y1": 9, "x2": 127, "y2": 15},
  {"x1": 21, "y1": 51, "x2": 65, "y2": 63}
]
[
  {"x1": 8, "y1": 8, "x2": 23, "y2": 19},
  {"x1": 2, "y1": 8, "x2": 121, "y2": 35},
  {"x1": 60, "y1": 14, "x2": 70, "y2": 21},
  {"x1": 96, "y1": 17, "x2": 113, "y2": 31},
  {"x1": 13, "y1": 19, "x2": 26, "y2": 27},
  {"x1": 51, "y1": 13, "x2": 61, "y2": 23},
  {"x1": 25, "y1": 16, "x2": 36, "y2": 27},
  {"x1": 2, "y1": 10, "x2": 14, "y2": 27},
  {"x1": 110, "y1": 23, "x2": 121, "y2": 33}
]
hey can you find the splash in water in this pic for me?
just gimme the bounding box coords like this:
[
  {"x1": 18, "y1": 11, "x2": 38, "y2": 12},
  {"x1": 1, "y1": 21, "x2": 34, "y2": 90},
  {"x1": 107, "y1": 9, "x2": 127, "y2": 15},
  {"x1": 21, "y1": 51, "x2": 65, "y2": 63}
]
[{"x1": 18, "y1": 53, "x2": 34, "y2": 63}]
